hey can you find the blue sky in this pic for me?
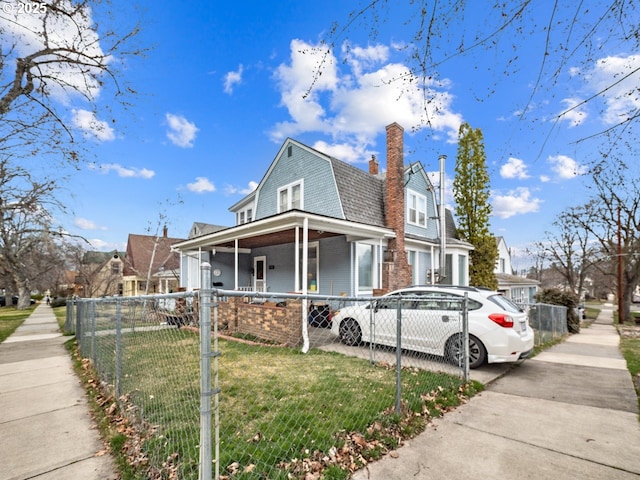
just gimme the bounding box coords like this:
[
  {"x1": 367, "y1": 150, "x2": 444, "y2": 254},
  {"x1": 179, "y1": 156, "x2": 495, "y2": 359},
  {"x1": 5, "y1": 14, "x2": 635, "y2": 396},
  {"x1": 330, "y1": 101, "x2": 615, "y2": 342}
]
[{"x1": 4, "y1": 1, "x2": 637, "y2": 272}]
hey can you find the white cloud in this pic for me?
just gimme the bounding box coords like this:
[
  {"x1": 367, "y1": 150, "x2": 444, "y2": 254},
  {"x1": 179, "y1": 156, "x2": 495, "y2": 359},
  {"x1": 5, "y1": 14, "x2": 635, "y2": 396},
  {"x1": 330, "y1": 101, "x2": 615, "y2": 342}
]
[
  {"x1": 74, "y1": 217, "x2": 108, "y2": 230},
  {"x1": 586, "y1": 54, "x2": 640, "y2": 126},
  {"x1": 547, "y1": 154, "x2": 588, "y2": 179},
  {"x1": 224, "y1": 64, "x2": 244, "y2": 94},
  {"x1": 342, "y1": 43, "x2": 390, "y2": 76},
  {"x1": 557, "y1": 97, "x2": 587, "y2": 127},
  {"x1": 87, "y1": 238, "x2": 124, "y2": 251},
  {"x1": 492, "y1": 188, "x2": 542, "y2": 219},
  {"x1": 500, "y1": 157, "x2": 529, "y2": 179},
  {"x1": 72, "y1": 109, "x2": 115, "y2": 141},
  {"x1": 93, "y1": 163, "x2": 155, "y2": 179},
  {"x1": 224, "y1": 181, "x2": 258, "y2": 195},
  {"x1": 270, "y1": 39, "x2": 463, "y2": 151},
  {"x1": 165, "y1": 113, "x2": 198, "y2": 148},
  {"x1": 187, "y1": 177, "x2": 215, "y2": 193},
  {"x1": 312, "y1": 140, "x2": 375, "y2": 164}
]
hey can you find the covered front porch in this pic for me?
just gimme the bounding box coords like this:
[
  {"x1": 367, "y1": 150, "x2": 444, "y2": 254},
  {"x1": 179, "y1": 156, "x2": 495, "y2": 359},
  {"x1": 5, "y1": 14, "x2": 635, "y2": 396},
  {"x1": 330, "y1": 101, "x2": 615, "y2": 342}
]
[{"x1": 173, "y1": 210, "x2": 396, "y2": 297}]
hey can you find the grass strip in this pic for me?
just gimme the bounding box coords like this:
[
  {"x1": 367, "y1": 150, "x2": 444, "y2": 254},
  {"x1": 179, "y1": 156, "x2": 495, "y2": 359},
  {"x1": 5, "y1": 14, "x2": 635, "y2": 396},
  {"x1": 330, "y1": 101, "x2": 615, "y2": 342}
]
[{"x1": 0, "y1": 306, "x2": 34, "y2": 343}]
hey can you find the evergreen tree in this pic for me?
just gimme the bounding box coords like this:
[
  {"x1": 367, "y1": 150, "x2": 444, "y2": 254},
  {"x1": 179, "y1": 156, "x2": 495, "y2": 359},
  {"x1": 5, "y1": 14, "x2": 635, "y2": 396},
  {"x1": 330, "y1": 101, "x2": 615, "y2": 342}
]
[{"x1": 453, "y1": 123, "x2": 498, "y2": 289}]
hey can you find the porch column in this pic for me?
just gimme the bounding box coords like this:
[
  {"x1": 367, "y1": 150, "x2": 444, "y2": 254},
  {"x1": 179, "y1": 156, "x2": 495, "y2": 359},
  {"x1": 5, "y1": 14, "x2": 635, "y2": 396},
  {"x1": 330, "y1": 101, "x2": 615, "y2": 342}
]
[
  {"x1": 301, "y1": 218, "x2": 309, "y2": 353},
  {"x1": 302, "y1": 219, "x2": 308, "y2": 295},
  {"x1": 234, "y1": 239, "x2": 239, "y2": 290},
  {"x1": 295, "y1": 227, "x2": 300, "y2": 292}
]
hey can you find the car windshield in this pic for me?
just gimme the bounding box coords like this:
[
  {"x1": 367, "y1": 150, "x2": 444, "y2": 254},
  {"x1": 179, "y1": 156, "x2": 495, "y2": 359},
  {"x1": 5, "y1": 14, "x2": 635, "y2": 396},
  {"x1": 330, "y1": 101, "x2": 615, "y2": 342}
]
[{"x1": 487, "y1": 294, "x2": 523, "y2": 313}]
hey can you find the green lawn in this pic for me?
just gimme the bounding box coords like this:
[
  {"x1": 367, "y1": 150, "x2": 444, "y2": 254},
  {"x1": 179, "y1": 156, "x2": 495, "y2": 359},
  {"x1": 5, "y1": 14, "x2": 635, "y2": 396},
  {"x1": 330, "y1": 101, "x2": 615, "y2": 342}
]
[
  {"x1": 74, "y1": 327, "x2": 481, "y2": 479},
  {"x1": 0, "y1": 306, "x2": 35, "y2": 343}
]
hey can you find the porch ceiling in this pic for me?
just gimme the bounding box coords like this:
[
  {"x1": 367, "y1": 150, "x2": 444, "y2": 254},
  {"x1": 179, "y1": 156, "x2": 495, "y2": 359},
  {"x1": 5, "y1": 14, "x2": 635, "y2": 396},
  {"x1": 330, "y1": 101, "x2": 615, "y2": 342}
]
[{"x1": 172, "y1": 210, "x2": 395, "y2": 253}]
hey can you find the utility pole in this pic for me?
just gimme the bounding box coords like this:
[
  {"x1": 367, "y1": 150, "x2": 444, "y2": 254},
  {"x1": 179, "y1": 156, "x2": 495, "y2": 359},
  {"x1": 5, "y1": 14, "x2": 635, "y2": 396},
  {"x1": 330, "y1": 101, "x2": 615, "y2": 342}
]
[{"x1": 617, "y1": 204, "x2": 624, "y2": 324}]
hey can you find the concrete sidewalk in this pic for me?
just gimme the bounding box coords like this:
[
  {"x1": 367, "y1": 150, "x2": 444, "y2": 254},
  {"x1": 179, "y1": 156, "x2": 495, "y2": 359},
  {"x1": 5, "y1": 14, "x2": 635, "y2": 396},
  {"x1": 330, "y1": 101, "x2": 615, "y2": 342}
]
[
  {"x1": 0, "y1": 304, "x2": 116, "y2": 480},
  {"x1": 353, "y1": 304, "x2": 640, "y2": 480}
]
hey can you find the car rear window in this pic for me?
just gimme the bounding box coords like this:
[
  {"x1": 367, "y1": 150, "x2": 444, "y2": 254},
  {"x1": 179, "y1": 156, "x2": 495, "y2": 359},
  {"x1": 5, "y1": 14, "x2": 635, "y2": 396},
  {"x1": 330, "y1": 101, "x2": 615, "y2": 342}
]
[{"x1": 487, "y1": 294, "x2": 523, "y2": 313}]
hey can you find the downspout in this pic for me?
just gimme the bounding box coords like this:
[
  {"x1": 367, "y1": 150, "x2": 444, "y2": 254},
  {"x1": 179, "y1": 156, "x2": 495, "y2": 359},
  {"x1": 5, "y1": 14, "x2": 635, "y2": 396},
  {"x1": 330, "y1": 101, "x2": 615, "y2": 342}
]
[
  {"x1": 301, "y1": 218, "x2": 310, "y2": 353},
  {"x1": 379, "y1": 239, "x2": 383, "y2": 289},
  {"x1": 439, "y1": 155, "x2": 447, "y2": 284},
  {"x1": 430, "y1": 245, "x2": 435, "y2": 284}
]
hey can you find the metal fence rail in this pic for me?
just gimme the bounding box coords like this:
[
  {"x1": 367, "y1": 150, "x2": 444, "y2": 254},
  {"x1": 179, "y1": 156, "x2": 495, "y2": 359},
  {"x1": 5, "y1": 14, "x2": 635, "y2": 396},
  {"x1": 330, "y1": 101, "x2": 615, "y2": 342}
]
[{"x1": 71, "y1": 269, "x2": 478, "y2": 479}]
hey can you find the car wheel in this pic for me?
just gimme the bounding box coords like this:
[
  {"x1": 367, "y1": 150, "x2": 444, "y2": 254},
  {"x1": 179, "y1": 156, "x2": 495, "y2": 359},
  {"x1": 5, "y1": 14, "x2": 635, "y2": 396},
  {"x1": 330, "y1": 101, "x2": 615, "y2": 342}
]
[
  {"x1": 445, "y1": 334, "x2": 487, "y2": 369},
  {"x1": 339, "y1": 318, "x2": 362, "y2": 346}
]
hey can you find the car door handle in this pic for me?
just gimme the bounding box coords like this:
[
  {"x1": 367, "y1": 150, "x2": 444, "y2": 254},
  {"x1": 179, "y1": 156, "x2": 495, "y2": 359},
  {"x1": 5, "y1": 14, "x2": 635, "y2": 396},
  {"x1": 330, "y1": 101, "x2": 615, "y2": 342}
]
[{"x1": 442, "y1": 315, "x2": 450, "y2": 322}]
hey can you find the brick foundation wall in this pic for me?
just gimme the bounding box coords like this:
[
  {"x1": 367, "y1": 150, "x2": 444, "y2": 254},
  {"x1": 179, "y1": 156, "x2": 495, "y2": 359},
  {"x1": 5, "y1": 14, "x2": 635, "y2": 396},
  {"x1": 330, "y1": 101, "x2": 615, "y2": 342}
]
[{"x1": 215, "y1": 297, "x2": 303, "y2": 347}]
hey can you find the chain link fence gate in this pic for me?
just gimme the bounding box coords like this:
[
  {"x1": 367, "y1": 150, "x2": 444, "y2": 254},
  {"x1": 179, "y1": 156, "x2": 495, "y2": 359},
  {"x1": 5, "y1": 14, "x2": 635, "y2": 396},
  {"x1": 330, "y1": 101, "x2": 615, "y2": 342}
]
[
  {"x1": 520, "y1": 303, "x2": 568, "y2": 346},
  {"x1": 72, "y1": 264, "x2": 473, "y2": 479}
]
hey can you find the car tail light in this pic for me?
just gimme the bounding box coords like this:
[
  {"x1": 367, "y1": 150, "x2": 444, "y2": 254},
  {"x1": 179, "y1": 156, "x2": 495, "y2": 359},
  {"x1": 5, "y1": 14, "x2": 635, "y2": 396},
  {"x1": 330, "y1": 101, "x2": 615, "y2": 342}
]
[{"x1": 489, "y1": 313, "x2": 514, "y2": 328}]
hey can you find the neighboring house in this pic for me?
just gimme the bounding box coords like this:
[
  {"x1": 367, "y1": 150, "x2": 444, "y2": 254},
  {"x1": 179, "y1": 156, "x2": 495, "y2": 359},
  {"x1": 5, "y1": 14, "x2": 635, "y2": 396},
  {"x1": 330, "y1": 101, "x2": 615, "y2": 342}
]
[
  {"x1": 72, "y1": 250, "x2": 125, "y2": 298},
  {"x1": 122, "y1": 228, "x2": 183, "y2": 296},
  {"x1": 173, "y1": 123, "x2": 473, "y2": 296},
  {"x1": 494, "y1": 237, "x2": 538, "y2": 304}
]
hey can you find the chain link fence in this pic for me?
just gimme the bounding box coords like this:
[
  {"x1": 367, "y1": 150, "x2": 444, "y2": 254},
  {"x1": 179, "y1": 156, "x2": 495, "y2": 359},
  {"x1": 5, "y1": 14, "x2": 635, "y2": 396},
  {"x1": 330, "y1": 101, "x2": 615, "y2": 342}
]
[
  {"x1": 520, "y1": 303, "x2": 568, "y2": 346},
  {"x1": 68, "y1": 266, "x2": 478, "y2": 479}
]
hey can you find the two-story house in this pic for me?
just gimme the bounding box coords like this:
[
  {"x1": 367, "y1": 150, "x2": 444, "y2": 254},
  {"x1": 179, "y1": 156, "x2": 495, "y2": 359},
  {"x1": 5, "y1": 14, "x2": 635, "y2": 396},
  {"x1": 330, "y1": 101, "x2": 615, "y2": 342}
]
[
  {"x1": 121, "y1": 228, "x2": 183, "y2": 296},
  {"x1": 172, "y1": 123, "x2": 473, "y2": 296},
  {"x1": 68, "y1": 250, "x2": 125, "y2": 298},
  {"x1": 494, "y1": 236, "x2": 538, "y2": 304}
]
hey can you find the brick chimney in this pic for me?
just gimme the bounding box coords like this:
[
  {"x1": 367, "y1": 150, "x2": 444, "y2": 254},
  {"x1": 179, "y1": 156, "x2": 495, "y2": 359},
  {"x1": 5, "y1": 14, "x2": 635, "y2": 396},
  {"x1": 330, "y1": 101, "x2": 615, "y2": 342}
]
[
  {"x1": 369, "y1": 155, "x2": 378, "y2": 175},
  {"x1": 382, "y1": 123, "x2": 412, "y2": 291},
  {"x1": 163, "y1": 225, "x2": 168, "y2": 238}
]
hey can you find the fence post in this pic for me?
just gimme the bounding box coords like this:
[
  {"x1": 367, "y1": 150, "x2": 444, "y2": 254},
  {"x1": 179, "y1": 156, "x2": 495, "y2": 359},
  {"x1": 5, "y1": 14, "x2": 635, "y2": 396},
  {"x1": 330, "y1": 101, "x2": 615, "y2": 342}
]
[
  {"x1": 462, "y1": 293, "x2": 470, "y2": 382},
  {"x1": 90, "y1": 301, "x2": 96, "y2": 364},
  {"x1": 395, "y1": 299, "x2": 402, "y2": 415},
  {"x1": 213, "y1": 290, "x2": 220, "y2": 480},
  {"x1": 115, "y1": 299, "x2": 122, "y2": 398},
  {"x1": 199, "y1": 263, "x2": 213, "y2": 480},
  {"x1": 368, "y1": 299, "x2": 375, "y2": 364},
  {"x1": 75, "y1": 300, "x2": 82, "y2": 354}
]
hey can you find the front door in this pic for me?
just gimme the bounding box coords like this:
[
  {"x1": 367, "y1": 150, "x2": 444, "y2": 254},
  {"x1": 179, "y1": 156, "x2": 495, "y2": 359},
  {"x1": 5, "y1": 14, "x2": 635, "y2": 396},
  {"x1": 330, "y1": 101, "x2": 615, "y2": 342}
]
[{"x1": 254, "y1": 256, "x2": 266, "y2": 292}]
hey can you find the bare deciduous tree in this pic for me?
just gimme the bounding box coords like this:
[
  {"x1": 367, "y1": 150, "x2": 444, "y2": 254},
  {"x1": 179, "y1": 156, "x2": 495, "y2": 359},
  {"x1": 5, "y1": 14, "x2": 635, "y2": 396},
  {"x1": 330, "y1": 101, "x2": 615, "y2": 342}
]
[
  {"x1": 566, "y1": 162, "x2": 640, "y2": 322},
  {"x1": 1, "y1": 0, "x2": 141, "y2": 163},
  {"x1": 536, "y1": 208, "x2": 597, "y2": 298},
  {"x1": 316, "y1": 1, "x2": 639, "y2": 146},
  {"x1": 0, "y1": 1, "x2": 141, "y2": 307}
]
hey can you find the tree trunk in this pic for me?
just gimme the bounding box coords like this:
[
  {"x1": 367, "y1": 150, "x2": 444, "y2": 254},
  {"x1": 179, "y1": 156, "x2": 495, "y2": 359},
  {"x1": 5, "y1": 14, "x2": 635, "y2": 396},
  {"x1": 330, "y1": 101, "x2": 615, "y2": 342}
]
[{"x1": 16, "y1": 280, "x2": 32, "y2": 310}]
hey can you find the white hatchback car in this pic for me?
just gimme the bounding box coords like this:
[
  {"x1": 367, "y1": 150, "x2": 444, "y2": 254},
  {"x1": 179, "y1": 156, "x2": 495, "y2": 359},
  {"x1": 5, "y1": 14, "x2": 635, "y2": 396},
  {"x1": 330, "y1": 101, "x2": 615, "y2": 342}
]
[{"x1": 330, "y1": 286, "x2": 534, "y2": 369}]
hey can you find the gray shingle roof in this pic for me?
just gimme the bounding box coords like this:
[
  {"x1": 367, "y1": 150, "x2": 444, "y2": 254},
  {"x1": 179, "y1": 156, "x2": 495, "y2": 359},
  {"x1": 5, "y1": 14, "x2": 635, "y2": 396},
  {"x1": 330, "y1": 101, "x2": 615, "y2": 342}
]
[{"x1": 329, "y1": 157, "x2": 386, "y2": 227}]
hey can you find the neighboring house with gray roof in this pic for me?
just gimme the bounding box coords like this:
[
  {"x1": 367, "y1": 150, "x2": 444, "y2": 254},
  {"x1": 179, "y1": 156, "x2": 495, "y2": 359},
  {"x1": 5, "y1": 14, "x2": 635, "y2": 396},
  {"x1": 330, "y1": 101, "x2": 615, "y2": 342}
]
[{"x1": 172, "y1": 123, "x2": 473, "y2": 296}]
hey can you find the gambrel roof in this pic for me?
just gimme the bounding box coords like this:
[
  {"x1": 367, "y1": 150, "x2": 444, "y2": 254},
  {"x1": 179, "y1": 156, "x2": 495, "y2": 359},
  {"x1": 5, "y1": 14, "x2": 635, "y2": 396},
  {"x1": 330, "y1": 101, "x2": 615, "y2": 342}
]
[{"x1": 329, "y1": 157, "x2": 386, "y2": 227}]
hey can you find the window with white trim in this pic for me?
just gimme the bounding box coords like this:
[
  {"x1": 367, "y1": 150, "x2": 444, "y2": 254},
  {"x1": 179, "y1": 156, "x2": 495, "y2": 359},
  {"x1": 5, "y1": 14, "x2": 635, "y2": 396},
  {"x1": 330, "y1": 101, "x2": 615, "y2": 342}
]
[
  {"x1": 299, "y1": 242, "x2": 319, "y2": 292},
  {"x1": 236, "y1": 207, "x2": 254, "y2": 225},
  {"x1": 278, "y1": 180, "x2": 303, "y2": 213},
  {"x1": 407, "y1": 190, "x2": 427, "y2": 227},
  {"x1": 357, "y1": 243, "x2": 374, "y2": 293}
]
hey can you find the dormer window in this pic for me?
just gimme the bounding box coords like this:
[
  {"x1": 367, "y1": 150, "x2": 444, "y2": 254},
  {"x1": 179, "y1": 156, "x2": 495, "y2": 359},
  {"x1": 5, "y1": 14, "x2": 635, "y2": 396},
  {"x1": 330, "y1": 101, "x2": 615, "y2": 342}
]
[
  {"x1": 236, "y1": 206, "x2": 254, "y2": 225},
  {"x1": 407, "y1": 190, "x2": 427, "y2": 227},
  {"x1": 278, "y1": 180, "x2": 303, "y2": 212}
]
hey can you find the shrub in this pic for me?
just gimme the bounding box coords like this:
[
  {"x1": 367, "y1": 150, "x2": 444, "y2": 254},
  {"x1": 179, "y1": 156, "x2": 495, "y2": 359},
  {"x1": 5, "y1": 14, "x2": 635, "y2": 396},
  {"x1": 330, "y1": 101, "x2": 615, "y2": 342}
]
[{"x1": 535, "y1": 288, "x2": 580, "y2": 333}]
